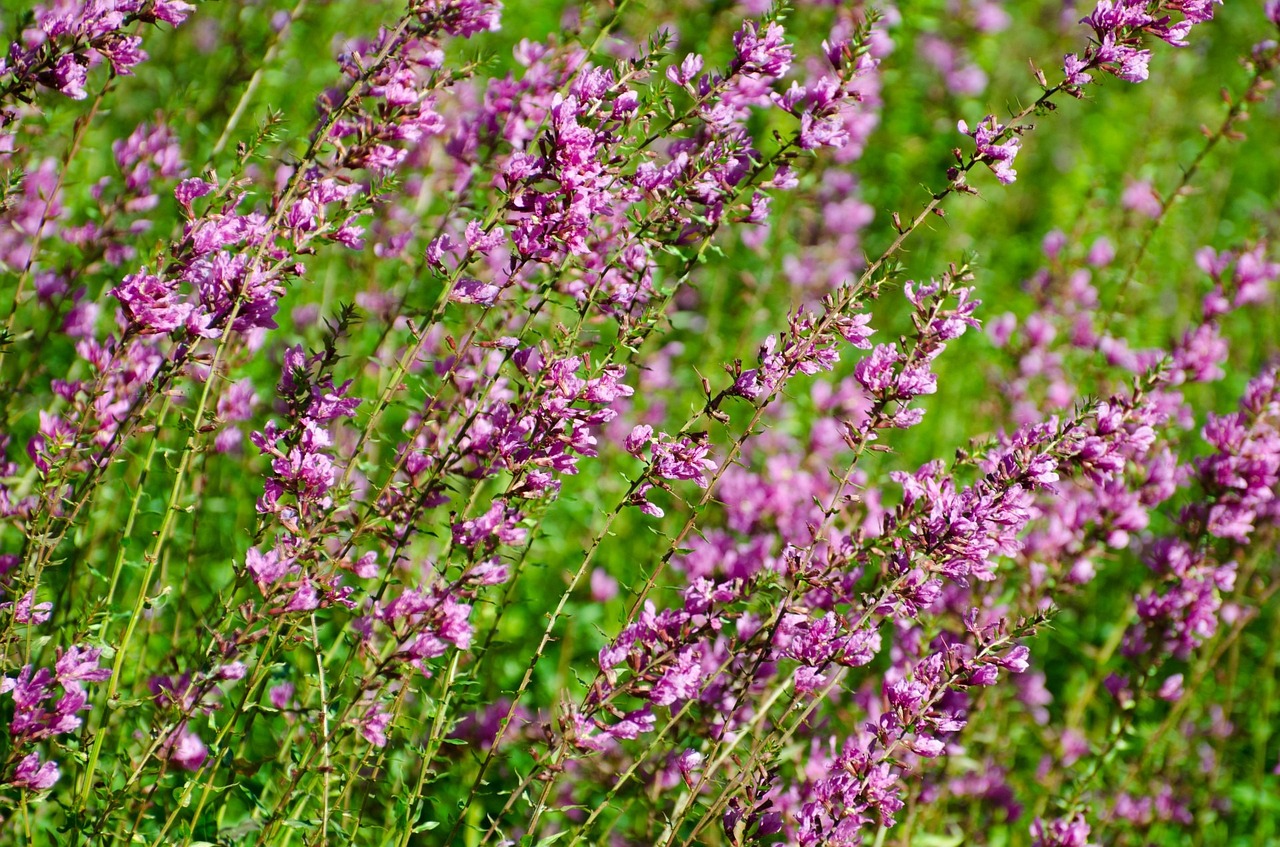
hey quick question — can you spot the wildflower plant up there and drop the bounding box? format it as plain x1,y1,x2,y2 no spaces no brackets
1,0,1279,844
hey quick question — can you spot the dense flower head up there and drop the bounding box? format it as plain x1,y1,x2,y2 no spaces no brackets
420,0,502,37
733,20,794,78
110,271,191,334
1064,0,1221,86
1,636,111,790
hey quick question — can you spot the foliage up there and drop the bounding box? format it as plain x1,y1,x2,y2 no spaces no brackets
1,0,1279,845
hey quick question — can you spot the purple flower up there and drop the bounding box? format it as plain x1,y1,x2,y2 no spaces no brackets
55,646,112,683
246,546,292,589
590,568,619,602
53,54,89,99
269,683,295,711
1031,813,1093,847
606,709,655,741
854,344,901,394
284,580,321,612
175,177,215,208
1068,0,1220,89
13,591,53,624
357,699,393,747
422,0,503,37
450,277,502,305
1122,179,1163,218
666,53,704,87
150,0,195,25
959,116,1022,184
110,271,192,335
651,435,717,488
733,20,792,78
169,727,209,771
10,753,59,791
650,646,704,707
